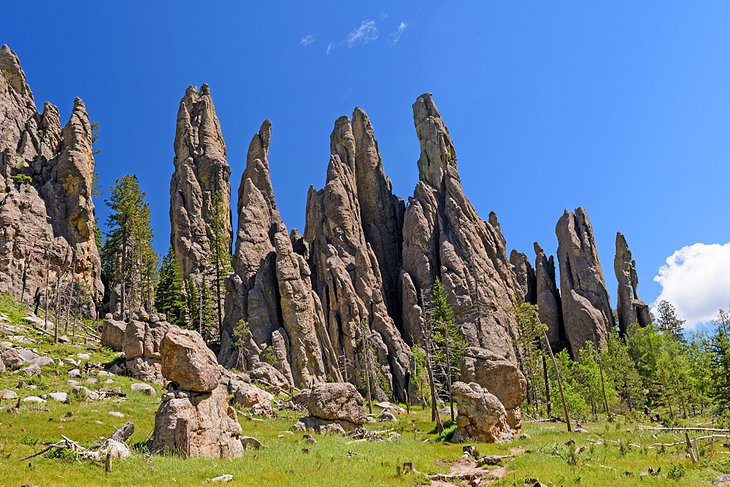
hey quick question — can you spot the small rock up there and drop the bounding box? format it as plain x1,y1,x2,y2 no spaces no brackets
85,378,98,385
77,353,91,360
207,475,234,483
131,383,156,396
67,380,79,386
240,436,263,450
20,364,40,376
0,389,18,400
68,368,81,378
104,379,114,384
28,356,54,367
108,411,124,418
97,370,111,378
378,411,398,423
715,474,730,485
48,392,68,403
102,439,131,459
22,396,45,404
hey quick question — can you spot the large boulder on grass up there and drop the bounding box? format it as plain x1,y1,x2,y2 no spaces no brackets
294,382,367,427
101,319,126,351
451,381,513,443
160,328,220,392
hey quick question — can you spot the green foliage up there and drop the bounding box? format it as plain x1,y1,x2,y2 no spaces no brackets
429,278,466,394
102,175,157,318
10,173,32,185
410,344,431,407
154,247,186,326
655,300,686,344
512,299,548,413
711,309,730,416
262,345,278,366
600,331,644,412
208,190,232,339
184,277,216,341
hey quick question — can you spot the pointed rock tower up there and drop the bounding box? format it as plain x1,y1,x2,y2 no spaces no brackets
510,250,536,304
170,84,232,282
0,45,102,311
614,232,651,334
400,94,525,430
534,242,564,347
555,207,614,356
305,112,411,401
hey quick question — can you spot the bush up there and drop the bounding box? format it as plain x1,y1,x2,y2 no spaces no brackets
10,173,32,185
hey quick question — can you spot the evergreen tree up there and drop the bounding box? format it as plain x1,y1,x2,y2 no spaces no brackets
209,190,232,341
601,331,644,412
710,309,730,416
655,300,686,344
155,246,186,326
102,175,156,319
512,299,548,414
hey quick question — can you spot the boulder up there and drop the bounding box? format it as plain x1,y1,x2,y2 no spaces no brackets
249,362,290,390
101,319,127,351
48,392,68,402
231,382,273,409
131,383,156,396
293,416,347,435
294,382,367,428
150,386,243,458
159,328,220,392
0,389,17,400
451,381,513,443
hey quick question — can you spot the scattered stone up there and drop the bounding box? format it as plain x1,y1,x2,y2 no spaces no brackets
714,475,730,485
207,475,234,483
48,392,68,402
86,378,98,385
231,382,273,410
131,383,156,396
68,368,81,378
293,417,347,435
240,436,263,450
100,439,131,459
378,411,398,423
22,396,45,404
77,353,91,360
0,389,18,400
20,364,40,376
108,411,124,418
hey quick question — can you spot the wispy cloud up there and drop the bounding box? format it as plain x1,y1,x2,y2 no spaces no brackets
300,34,316,47
326,42,333,56
347,20,379,47
389,21,408,45
653,242,730,328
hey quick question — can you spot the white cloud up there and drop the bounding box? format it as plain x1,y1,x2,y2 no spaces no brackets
300,34,315,47
653,242,730,328
347,20,378,47
326,42,333,56
389,22,408,45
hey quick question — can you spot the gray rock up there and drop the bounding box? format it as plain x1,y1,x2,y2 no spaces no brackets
294,382,367,427
556,208,614,356
510,249,536,304
614,232,652,334
48,392,68,402
0,389,17,400
20,364,40,376
534,242,564,347
131,383,156,396
101,319,127,351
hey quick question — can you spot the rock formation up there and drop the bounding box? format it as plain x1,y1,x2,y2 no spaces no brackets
614,232,651,334
169,84,232,281
555,208,614,356
101,317,127,351
122,313,172,385
0,45,102,311
305,113,410,400
510,250,536,304
219,121,336,388
293,382,367,433
534,242,564,347
400,93,519,363
150,326,243,458
451,381,513,443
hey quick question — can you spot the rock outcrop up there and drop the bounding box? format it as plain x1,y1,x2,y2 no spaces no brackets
304,113,410,400
294,382,367,432
400,93,519,367
556,208,614,356
614,232,651,334
101,317,127,351
122,313,172,385
169,84,232,282
451,381,513,443
510,250,536,304
151,327,243,458
0,45,102,311
534,242,564,347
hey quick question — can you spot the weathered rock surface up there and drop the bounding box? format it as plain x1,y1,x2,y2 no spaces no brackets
0,45,102,311
534,242,564,346
305,114,410,400
451,381,513,443
122,315,171,385
169,84,232,281
160,327,221,392
556,208,614,356
294,382,367,430
510,250,536,304
461,348,526,430
230,381,273,410
614,232,651,334
150,386,243,458
101,318,126,351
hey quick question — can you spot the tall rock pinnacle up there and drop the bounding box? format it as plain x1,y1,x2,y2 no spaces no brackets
305,114,411,401
0,45,102,311
534,242,564,347
169,84,232,281
555,207,614,356
614,232,651,334
510,250,536,305
401,93,525,428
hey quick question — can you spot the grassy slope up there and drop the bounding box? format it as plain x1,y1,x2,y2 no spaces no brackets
0,294,728,486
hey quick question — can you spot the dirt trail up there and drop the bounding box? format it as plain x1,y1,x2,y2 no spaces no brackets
428,456,509,486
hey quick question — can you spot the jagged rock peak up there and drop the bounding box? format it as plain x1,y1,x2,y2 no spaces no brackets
170,83,232,281
0,44,32,99
413,93,458,188
239,119,277,217
555,207,614,356
614,232,651,334
510,250,536,304
533,242,564,346
330,115,356,173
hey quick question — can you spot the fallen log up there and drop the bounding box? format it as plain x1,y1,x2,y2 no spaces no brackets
640,426,729,433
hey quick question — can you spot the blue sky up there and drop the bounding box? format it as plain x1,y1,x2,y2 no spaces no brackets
5,2,730,326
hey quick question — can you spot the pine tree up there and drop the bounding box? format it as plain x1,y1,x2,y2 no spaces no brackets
102,175,156,319
155,247,186,325
209,190,232,341
710,309,730,416
655,300,686,344
512,299,548,414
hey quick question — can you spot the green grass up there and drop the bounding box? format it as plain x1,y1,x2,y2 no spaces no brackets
1,294,729,485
